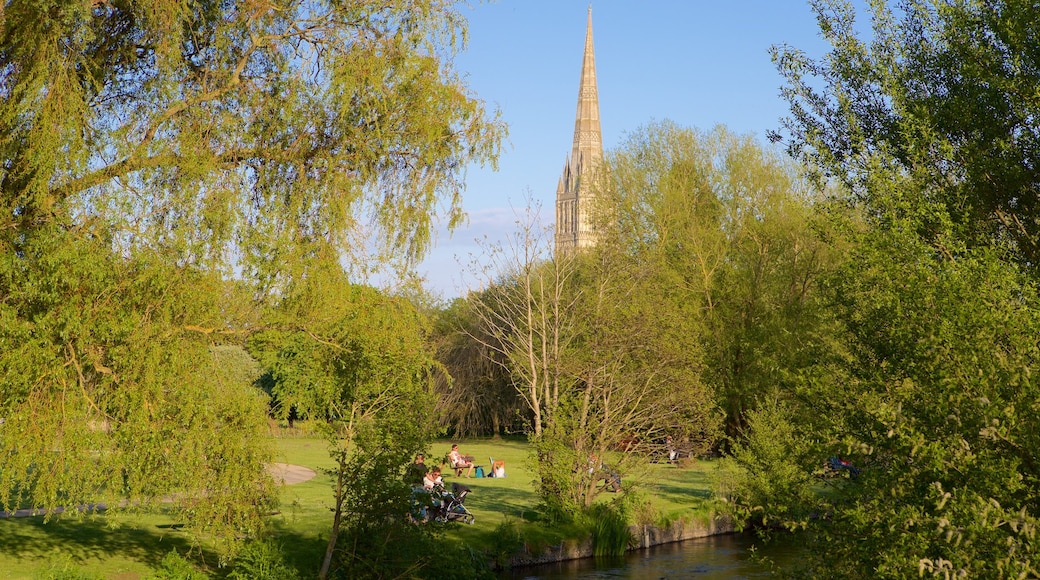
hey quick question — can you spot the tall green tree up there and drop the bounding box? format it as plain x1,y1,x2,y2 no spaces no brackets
603,122,834,438
0,0,502,555
772,0,1040,263
0,230,273,552
725,1,1040,575
248,256,437,579
730,227,1040,578
1,0,502,277
535,242,718,511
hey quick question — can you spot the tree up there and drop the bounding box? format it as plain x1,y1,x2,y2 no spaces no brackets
535,243,719,511
602,122,835,438
729,1,1040,574
0,231,274,552
0,0,501,554
464,199,578,439
430,298,525,439
731,229,1040,578
248,257,437,579
1,0,503,278
772,0,1040,264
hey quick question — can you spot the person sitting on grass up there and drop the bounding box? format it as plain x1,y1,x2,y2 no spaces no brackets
423,465,444,490
448,443,475,478
405,453,428,487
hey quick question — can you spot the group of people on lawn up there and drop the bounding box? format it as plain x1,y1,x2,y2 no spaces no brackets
405,443,504,489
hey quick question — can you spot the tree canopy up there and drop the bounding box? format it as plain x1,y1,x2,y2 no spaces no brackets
772,0,1040,263
0,0,502,554
1,0,503,281
721,1,1040,575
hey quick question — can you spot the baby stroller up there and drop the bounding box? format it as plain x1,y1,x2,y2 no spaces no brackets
431,482,475,525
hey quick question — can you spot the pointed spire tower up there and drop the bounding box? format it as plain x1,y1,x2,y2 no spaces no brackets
555,6,604,254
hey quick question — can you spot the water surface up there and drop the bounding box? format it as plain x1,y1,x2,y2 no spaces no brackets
501,532,798,579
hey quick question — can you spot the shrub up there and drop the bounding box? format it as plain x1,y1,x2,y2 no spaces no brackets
228,538,300,580
488,518,527,569
585,503,632,557
33,558,104,580
146,549,207,580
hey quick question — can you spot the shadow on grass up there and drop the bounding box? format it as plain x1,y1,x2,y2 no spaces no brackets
644,481,712,503
264,525,329,577
448,478,541,521
0,513,208,571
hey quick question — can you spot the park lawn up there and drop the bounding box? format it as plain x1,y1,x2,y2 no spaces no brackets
0,436,718,579
0,509,211,580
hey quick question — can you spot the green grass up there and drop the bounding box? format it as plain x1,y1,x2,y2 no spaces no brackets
0,436,719,579
0,509,213,580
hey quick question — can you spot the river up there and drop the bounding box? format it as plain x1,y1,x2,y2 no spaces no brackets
500,532,801,579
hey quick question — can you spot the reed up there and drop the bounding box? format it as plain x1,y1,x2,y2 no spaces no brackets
587,503,633,557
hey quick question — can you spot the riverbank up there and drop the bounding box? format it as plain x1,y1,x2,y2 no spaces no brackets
508,513,737,568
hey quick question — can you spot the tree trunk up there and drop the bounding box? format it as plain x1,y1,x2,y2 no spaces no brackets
492,412,502,440
318,457,347,580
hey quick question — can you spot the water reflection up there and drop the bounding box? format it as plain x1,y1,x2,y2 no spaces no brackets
501,532,791,579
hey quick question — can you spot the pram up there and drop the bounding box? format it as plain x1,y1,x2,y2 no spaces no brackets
430,482,475,525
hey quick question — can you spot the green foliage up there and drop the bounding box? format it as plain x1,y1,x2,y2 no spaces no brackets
739,228,1040,576
530,433,584,523
1,0,505,566
760,1,1040,575
719,399,822,532
806,234,1040,577
228,539,300,580
487,519,527,569
585,503,633,558
333,517,490,580
32,558,105,580
430,297,525,438
599,122,834,439
0,0,503,278
249,259,440,578
145,550,207,580
0,228,274,553
250,260,435,426
773,0,1040,265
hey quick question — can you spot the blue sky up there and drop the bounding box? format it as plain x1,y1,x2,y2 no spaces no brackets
416,0,839,298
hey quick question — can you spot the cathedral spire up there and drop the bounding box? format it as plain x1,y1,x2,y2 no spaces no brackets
572,5,602,168
555,6,604,254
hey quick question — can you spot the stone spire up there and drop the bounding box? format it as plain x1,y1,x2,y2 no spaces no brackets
555,6,604,254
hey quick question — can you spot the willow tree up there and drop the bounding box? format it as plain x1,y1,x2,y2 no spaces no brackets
431,297,524,439
0,0,501,550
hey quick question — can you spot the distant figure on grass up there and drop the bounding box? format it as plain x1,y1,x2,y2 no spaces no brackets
406,453,428,486
665,435,678,463
423,466,444,490
449,443,475,477
492,459,506,478
588,454,621,492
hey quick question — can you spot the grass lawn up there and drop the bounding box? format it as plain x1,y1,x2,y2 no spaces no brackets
0,436,719,579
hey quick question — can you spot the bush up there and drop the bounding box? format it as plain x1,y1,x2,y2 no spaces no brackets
146,550,207,580
229,538,300,580
33,558,104,580
333,518,490,580
488,518,527,569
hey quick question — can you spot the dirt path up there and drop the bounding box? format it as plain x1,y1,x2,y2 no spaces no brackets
267,462,317,485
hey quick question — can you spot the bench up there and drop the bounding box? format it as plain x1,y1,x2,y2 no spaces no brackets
442,453,473,477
